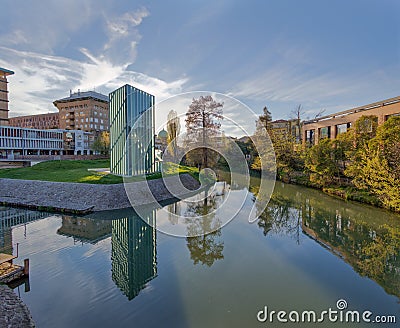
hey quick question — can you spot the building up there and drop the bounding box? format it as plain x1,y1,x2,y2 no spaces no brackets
0,125,93,158
0,67,14,126
109,84,156,176
303,96,400,145
53,90,109,134
155,129,168,152
111,212,157,300
270,119,302,142
9,112,59,129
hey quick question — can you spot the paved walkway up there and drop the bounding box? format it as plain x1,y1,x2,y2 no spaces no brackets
0,285,35,328
0,174,200,213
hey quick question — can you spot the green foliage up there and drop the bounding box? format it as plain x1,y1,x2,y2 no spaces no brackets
305,138,338,187
346,117,400,212
91,131,110,155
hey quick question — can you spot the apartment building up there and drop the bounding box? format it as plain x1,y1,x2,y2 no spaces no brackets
53,90,109,134
0,67,14,126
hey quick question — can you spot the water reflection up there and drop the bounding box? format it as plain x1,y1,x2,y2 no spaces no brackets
184,188,224,266
0,207,49,254
256,183,400,298
57,216,112,244
111,210,157,300
55,210,157,301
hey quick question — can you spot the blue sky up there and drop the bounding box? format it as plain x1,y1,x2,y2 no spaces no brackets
1,0,399,126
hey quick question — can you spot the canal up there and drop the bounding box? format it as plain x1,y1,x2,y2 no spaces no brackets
1,181,399,327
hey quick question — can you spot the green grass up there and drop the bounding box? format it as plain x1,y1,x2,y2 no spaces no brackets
0,159,199,184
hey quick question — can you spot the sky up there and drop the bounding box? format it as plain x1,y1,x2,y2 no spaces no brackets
1,0,399,134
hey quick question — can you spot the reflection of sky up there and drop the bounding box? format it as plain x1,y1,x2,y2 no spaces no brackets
3,181,400,327
155,92,259,138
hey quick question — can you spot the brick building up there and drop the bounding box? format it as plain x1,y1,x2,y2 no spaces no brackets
0,67,14,126
9,112,59,129
53,90,109,134
303,96,400,145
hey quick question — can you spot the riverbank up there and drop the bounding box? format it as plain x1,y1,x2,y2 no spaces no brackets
0,285,35,327
0,174,200,214
278,171,387,210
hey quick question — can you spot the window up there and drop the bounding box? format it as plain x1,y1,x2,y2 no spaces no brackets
319,127,330,139
336,123,348,135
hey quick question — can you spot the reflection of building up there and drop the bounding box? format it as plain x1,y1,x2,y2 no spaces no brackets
303,96,400,145
111,212,157,300
0,67,14,126
57,216,112,244
9,112,60,129
53,90,109,133
109,84,156,176
0,207,49,254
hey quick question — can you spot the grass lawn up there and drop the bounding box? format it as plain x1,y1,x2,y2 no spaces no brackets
0,159,199,184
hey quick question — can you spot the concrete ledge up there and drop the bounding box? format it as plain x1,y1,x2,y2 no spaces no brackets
0,174,200,213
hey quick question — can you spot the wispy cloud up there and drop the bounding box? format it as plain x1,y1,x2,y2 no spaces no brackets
0,5,189,117
103,7,150,64
0,46,188,116
229,64,400,117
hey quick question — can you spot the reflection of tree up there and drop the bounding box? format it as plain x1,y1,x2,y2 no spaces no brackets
253,184,302,243
185,188,224,266
357,226,400,295
252,182,400,299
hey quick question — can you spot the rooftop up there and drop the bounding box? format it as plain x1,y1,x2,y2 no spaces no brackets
304,95,400,125
0,67,14,76
54,90,109,105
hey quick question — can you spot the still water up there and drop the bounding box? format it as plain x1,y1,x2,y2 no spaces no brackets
1,181,399,327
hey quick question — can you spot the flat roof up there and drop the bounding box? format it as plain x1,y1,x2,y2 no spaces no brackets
304,95,400,125
54,91,109,104
0,67,14,76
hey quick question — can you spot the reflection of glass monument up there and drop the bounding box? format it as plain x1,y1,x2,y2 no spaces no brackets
111,212,157,300
109,84,155,176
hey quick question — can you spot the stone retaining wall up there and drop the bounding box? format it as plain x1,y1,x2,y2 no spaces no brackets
0,285,35,328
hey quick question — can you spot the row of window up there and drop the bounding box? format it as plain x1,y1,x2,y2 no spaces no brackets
67,124,105,130
0,138,62,149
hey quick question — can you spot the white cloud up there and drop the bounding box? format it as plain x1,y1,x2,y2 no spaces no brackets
102,7,150,64
0,46,188,117
229,64,400,117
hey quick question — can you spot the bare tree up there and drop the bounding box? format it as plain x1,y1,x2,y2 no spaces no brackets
314,109,326,119
290,104,305,143
185,95,223,169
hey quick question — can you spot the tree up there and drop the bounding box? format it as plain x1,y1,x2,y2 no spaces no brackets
353,115,378,148
166,110,180,160
91,131,110,155
258,106,272,131
345,116,400,211
305,138,338,187
185,95,223,169
290,104,304,143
